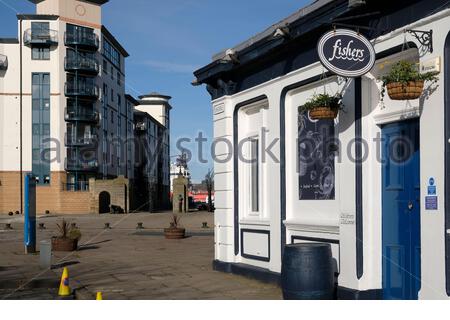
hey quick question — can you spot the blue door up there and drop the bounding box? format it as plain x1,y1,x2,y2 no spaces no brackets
382,119,421,300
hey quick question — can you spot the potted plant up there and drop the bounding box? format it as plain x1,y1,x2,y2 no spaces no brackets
380,60,439,101
164,215,186,239
51,219,82,252
299,93,342,120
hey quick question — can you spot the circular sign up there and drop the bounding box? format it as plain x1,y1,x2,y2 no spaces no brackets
318,29,376,78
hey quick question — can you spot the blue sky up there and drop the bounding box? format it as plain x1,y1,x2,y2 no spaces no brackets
0,0,311,182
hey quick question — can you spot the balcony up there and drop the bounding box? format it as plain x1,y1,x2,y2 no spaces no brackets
65,133,98,147
65,158,99,173
0,54,7,70
24,28,58,46
65,106,99,123
65,55,99,75
65,82,99,100
65,32,99,51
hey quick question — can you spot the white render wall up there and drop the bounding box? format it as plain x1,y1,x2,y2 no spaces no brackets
212,9,450,299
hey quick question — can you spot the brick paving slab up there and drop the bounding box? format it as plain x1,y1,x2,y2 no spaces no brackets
0,211,282,300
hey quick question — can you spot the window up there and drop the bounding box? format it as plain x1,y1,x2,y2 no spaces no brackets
103,39,121,68
111,89,114,102
250,138,259,212
117,95,121,109
103,60,108,74
103,83,108,100
32,47,50,60
117,72,121,86
111,110,114,123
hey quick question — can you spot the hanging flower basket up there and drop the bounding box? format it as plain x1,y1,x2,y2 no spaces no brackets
299,93,342,120
381,61,439,101
309,106,339,120
386,81,424,100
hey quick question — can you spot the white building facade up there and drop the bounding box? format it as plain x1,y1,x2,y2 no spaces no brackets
194,0,450,300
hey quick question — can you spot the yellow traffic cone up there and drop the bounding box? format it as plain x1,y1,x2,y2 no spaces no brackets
96,292,103,300
58,267,71,296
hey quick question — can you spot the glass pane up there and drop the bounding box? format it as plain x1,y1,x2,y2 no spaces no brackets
251,139,259,212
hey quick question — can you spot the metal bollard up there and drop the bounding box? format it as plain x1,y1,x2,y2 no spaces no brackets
104,223,111,229
39,240,52,269
136,222,144,230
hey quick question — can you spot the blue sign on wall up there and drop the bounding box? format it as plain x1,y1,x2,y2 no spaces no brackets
317,29,376,78
425,196,438,210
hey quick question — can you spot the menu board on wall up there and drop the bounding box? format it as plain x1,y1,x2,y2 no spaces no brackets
298,112,336,200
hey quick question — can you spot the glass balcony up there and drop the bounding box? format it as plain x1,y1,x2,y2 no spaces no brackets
65,81,99,100
24,28,58,46
65,158,99,173
65,32,99,51
0,54,7,70
65,106,99,123
65,133,98,147
65,55,99,75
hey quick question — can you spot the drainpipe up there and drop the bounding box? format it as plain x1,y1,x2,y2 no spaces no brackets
19,18,23,215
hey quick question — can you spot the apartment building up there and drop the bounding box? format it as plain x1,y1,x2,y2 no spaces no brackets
129,93,171,212
0,0,133,214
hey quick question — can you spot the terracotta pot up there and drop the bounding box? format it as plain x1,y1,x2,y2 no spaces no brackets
164,228,186,240
386,80,424,100
51,237,78,252
309,106,339,120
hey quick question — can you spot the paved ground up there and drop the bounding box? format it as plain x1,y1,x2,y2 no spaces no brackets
0,212,281,300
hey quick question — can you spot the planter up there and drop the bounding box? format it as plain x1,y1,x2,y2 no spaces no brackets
386,80,424,100
51,237,78,252
164,227,186,239
309,106,339,120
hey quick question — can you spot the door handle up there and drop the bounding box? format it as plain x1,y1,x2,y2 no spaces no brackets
408,202,413,211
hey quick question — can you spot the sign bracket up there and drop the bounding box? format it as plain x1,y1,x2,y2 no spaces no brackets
406,29,433,53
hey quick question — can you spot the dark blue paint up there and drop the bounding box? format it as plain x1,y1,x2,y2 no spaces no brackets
382,120,421,300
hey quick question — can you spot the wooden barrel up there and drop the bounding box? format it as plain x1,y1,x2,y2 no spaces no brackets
281,243,335,300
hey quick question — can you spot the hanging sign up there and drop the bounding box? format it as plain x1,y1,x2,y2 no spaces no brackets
318,29,376,78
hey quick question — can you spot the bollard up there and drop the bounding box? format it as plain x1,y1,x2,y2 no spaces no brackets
104,223,111,229
4,223,12,230
202,222,208,229
39,223,46,230
136,222,144,230
39,240,52,269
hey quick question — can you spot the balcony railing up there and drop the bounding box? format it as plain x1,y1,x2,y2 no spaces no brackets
65,133,98,147
65,158,99,173
24,29,58,46
65,56,99,75
65,82,99,100
65,32,99,51
0,54,7,70
65,107,99,123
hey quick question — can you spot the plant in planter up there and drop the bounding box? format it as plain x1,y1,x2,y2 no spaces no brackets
299,93,342,120
51,219,82,252
164,215,186,240
380,60,439,101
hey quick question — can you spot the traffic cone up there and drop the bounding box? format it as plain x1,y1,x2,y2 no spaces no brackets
96,292,103,300
58,267,71,296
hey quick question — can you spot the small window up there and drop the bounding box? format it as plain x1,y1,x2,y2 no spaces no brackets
103,60,108,74
117,72,121,86
32,47,50,60
111,110,114,123
111,66,114,80
111,89,114,102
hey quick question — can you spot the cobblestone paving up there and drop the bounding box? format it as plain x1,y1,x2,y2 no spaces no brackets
0,212,281,300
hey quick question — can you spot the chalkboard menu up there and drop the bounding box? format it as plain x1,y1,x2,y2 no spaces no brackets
298,112,336,200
